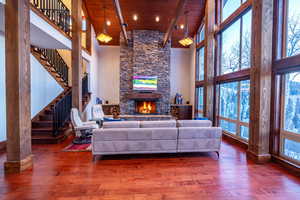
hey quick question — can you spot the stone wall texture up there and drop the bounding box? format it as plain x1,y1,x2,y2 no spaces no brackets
120,30,171,114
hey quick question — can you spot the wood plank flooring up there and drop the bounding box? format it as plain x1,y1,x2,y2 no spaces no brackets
0,136,300,200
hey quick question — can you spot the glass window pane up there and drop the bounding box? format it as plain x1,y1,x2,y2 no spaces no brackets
222,0,241,21
284,139,300,162
200,26,205,42
219,82,238,119
241,126,249,140
197,47,204,81
284,72,300,134
240,80,250,122
197,87,204,111
220,120,237,134
196,87,204,117
221,20,241,74
241,10,252,69
286,0,300,57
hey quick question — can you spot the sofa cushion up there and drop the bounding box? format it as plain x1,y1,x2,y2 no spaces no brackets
93,127,178,141
140,120,177,128
177,120,212,127
178,127,222,139
103,121,140,129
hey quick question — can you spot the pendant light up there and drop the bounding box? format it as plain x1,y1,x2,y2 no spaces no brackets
97,4,112,43
179,11,193,47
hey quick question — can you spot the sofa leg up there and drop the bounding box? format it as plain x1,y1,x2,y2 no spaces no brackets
92,155,102,162
215,151,220,159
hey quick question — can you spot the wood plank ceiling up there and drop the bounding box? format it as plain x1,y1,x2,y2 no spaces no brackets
84,0,206,48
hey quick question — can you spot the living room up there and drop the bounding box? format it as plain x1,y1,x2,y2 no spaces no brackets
0,0,300,199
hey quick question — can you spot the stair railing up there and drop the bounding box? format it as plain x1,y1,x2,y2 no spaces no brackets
36,48,69,86
30,0,71,35
52,90,72,136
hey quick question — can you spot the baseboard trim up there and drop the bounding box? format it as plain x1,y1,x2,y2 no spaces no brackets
4,154,33,173
271,155,300,176
222,133,248,150
246,150,271,164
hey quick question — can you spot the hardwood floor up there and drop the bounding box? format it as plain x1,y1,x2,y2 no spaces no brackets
0,136,300,200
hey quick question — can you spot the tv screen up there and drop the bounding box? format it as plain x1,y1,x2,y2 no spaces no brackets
133,76,157,91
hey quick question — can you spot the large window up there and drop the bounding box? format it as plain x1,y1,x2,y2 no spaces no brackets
286,0,300,57
196,47,205,81
218,80,250,140
222,0,248,21
196,25,205,44
221,9,252,74
195,87,204,117
281,72,300,163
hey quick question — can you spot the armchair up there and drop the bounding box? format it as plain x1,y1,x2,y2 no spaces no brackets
91,104,105,126
70,108,99,144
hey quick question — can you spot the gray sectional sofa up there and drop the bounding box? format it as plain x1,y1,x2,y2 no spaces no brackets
92,120,222,158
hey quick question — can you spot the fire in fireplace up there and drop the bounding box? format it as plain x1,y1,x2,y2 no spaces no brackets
136,101,156,114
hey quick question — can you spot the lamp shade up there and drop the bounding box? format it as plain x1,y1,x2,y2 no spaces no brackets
97,33,112,43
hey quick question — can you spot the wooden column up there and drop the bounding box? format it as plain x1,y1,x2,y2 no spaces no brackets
86,18,92,53
72,0,83,111
248,0,274,163
4,0,33,173
204,0,216,123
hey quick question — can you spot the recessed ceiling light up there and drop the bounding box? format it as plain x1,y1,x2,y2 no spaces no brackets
180,24,185,29
106,20,111,26
155,16,160,22
133,14,138,21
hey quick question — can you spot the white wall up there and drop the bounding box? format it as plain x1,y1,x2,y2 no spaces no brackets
30,55,64,118
81,28,101,120
0,33,6,142
97,46,120,104
96,46,192,105
170,48,191,104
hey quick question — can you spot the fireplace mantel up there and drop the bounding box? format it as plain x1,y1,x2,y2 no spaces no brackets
126,92,162,100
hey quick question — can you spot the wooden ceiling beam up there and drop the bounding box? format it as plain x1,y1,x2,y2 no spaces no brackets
113,0,129,45
162,0,187,47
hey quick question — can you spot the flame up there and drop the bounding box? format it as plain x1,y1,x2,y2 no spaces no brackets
138,101,154,114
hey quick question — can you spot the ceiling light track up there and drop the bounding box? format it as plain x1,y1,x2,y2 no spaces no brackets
113,0,129,46
162,0,187,47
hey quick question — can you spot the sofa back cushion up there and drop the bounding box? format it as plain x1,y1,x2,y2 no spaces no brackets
93,127,178,141
103,121,140,129
177,120,212,128
178,127,222,139
140,120,177,128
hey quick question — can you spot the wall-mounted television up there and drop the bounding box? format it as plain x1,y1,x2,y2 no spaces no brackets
133,76,158,91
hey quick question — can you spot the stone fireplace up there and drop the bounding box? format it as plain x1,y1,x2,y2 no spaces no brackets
119,30,171,115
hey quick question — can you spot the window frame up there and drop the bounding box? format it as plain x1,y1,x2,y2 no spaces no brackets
279,73,300,165
195,20,206,116
217,79,250,141
215,0,252,143
271,0,300,166
219,8,252,75
195,86,204,117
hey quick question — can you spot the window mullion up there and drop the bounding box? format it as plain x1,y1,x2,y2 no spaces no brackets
237,81,242,137
239,16,243,71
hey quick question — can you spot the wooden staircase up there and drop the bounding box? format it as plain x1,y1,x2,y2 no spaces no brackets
31,47,71,144
31,47,69,89
30,47,92,144
31,89,71,144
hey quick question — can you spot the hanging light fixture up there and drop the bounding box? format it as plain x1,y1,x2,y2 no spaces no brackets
97,4,112,43
179,11,193,47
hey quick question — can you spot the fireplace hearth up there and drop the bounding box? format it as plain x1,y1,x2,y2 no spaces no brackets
135,101,156,114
